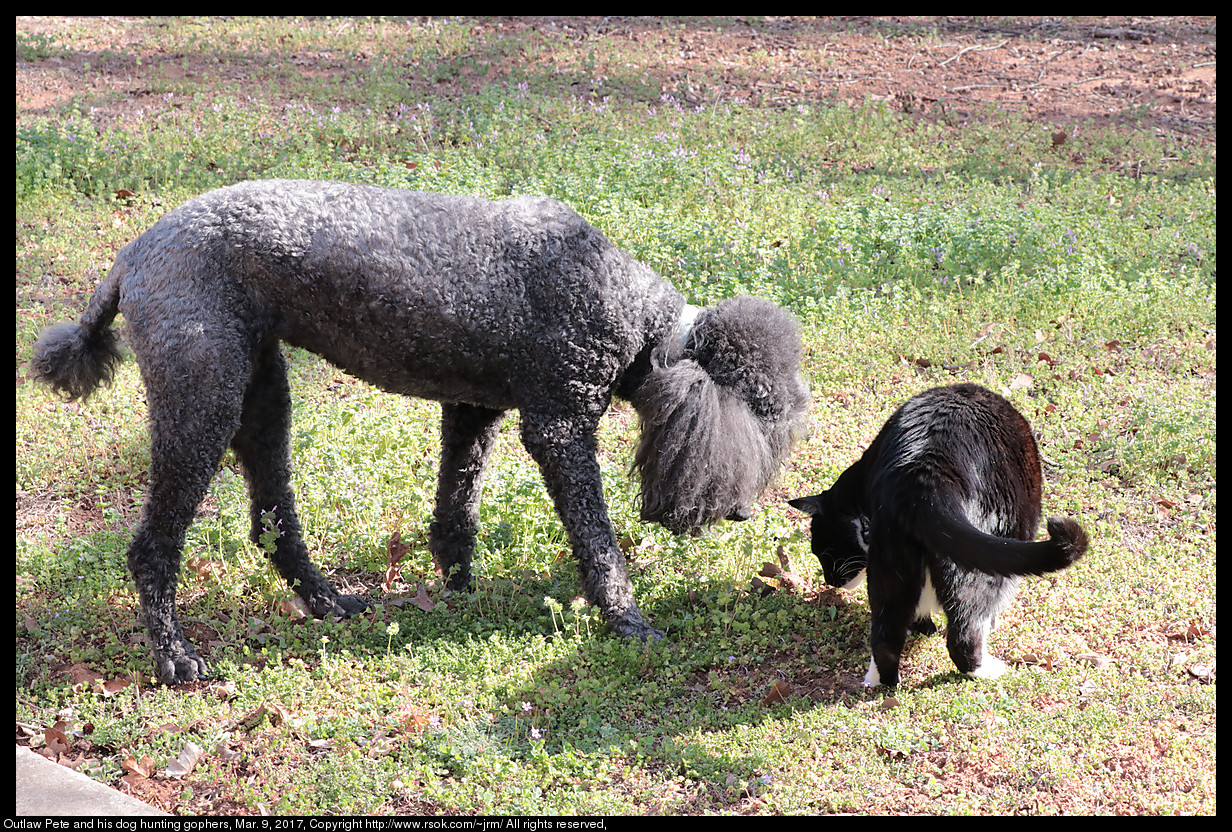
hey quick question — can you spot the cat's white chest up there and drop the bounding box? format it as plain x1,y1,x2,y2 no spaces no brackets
914,571,943,620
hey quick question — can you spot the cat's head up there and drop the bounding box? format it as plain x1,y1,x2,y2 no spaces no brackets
787,492,868,589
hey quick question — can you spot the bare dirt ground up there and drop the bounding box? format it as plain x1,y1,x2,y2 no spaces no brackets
16,16,1217,144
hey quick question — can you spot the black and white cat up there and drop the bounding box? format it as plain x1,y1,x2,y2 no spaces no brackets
789,384,1087,687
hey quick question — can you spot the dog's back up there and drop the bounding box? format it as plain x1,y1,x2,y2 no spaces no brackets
109,180,672,409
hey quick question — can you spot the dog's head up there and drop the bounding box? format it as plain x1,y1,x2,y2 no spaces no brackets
632,296,809,535
787,492,868,589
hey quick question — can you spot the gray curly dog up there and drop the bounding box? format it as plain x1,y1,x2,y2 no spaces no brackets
32,180,809,684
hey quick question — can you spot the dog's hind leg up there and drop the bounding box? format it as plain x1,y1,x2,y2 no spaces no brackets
126,331,253,684
429,403,505,591
519,413,664,641
230,339,367,618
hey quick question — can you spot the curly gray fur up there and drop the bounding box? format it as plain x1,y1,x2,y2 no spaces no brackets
30,180,809,684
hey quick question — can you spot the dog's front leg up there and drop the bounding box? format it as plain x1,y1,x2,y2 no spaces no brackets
519,416,665,641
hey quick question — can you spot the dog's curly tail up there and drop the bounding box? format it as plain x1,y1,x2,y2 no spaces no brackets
31,260,125,401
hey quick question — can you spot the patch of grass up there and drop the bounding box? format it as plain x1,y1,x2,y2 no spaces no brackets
16,16,1214,816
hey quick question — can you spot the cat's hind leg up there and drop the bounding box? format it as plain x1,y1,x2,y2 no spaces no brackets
941,569,1017,679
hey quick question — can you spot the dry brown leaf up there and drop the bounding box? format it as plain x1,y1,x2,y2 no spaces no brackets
758,561,783,579
237,706,268,732
98,678,132,697
44,723,71,756
267,703,290,727
413,583,437,613
164,741,204,778
1186,620,1212,638
185,555,221,581
385,530,410,590
275,596,308,620
759,559,805,593
1168,620,1211,641
121,754,154,779
1187,663,1215,682
762,680,791,706
399,708,434,734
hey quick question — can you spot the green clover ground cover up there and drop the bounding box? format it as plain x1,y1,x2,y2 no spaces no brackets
16,17,1214,815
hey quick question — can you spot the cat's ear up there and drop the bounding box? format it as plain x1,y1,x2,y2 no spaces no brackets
787,494,823,515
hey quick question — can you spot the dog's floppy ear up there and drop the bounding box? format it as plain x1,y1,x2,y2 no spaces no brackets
787,494,823,515
631,359,770,535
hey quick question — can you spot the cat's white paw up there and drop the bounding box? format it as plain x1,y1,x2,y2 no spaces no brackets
862,655,881,687
967,654,1008,679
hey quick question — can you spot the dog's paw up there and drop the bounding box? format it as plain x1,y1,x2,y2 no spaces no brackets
608,615,666,642
153,646,210,686
333,593,369,617
306,591,368,619
443,570,473,593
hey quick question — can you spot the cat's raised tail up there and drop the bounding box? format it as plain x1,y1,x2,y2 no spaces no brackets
917,504,1088,578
